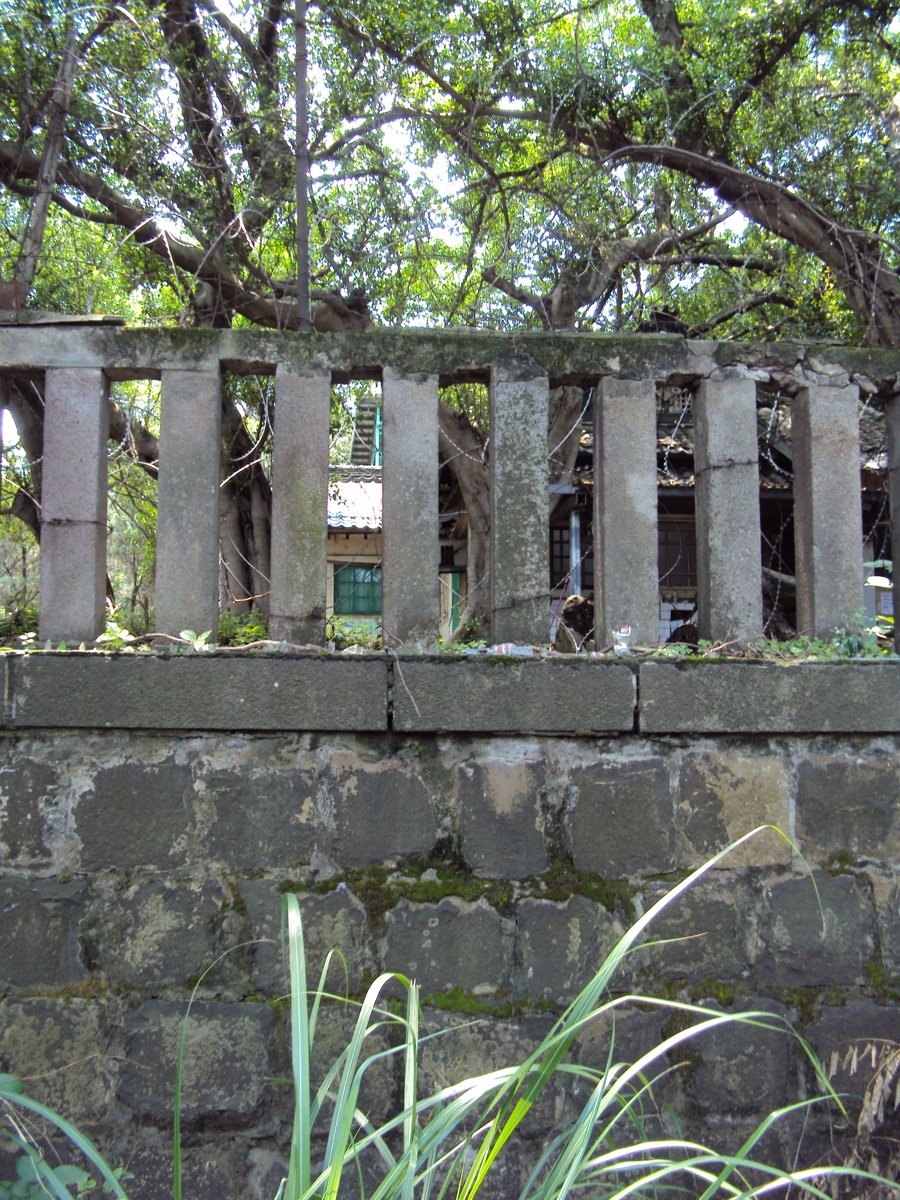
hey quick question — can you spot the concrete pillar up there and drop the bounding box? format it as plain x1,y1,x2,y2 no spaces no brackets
593,378,658,647
490,366,549,644
793,383,863,637
887,394,900,652
39,367,109,643
155,369,221,641
694,375,763,644
382,367,440,646
269,369,330,644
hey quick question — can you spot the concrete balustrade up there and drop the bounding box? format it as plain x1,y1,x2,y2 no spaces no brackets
155,369,222,640
39,367,109,643
269,369,331,644
592,376,658,646
0,324,896,649
382,367,440,646
694,375,763,644
792,383,864,637
490,365,550,644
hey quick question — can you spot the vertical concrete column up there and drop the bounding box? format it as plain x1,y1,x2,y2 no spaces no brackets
382,367,440,646
593,377,658,646
694,375,763,643
156,369,221,641
490,365,549,644
39,367,109,643
793,383,863,637
886,394,900,652
269,368,331,644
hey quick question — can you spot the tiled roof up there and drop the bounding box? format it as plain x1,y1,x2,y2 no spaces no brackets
328,465,382,530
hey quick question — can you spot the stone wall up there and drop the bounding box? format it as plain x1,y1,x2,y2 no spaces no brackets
0,655,898,1199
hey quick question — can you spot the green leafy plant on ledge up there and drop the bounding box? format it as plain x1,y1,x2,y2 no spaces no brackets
1,832,896,1200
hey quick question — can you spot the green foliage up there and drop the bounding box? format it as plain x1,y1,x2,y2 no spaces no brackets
2,0,897,338
0,1152,92,1200
0,604,38,640
652,615,896,662
0,517,39,639
93,613,138,652
218,611,270,646
0,1073,128,1200
325,616,382,651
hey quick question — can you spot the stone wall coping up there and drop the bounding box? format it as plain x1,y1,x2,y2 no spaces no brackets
638,659,900,734
1,653,897,734
2,324,898,389
3,652,389,732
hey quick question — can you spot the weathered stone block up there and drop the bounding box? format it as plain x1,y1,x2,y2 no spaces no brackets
0,876,86,986
685,998,793,1116
323,743,438,866
74,759,193,870
639,662,900,733
122,1139,252,1200
458,756,548,878
518,895,622,1002
416,1011,565,1137
568,757,676,876
86,880,227,989
199,764,319,869
0,758,58,862
241,882,372,996
391,658,635,734
677,751,791,867
795,752,900,863
755,874,876,986
870,872,900,981
806,1000,900,1113
119,1000,273,1124
637,877,749,980
10,654,389,731
0,997,116,1125
383,897,509,996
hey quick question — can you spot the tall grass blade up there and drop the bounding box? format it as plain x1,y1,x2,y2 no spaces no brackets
285,893,311,1200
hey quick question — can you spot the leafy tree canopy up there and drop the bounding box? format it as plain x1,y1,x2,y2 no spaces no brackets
0,0,897,341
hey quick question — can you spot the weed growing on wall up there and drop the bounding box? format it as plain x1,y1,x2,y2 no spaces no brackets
1,829,894,1199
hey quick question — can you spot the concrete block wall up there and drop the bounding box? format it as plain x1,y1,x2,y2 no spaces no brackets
0,655,897,1199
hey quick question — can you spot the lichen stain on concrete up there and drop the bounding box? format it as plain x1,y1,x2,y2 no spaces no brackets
482,762,533,818
122,890,184,973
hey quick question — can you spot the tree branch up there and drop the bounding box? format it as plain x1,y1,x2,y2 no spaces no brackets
482,268,550,326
